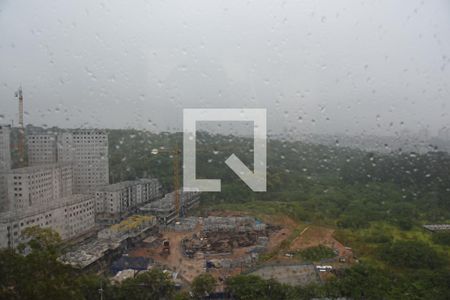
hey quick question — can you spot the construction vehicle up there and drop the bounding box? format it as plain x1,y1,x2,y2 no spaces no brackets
160,239,170,257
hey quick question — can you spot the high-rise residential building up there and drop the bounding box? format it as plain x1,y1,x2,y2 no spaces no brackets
6,163,73,214
94,178,162,224
27,133,57,165
0,162,96,249
0,128,111,249
58,129,109,193
27,129,110,193
0,125,11,171
0,125,11,212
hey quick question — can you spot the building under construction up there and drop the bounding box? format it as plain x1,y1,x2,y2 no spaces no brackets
139,190,200,225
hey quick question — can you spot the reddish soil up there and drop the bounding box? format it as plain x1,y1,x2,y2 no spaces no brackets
289,225,351,257
129,224,205,283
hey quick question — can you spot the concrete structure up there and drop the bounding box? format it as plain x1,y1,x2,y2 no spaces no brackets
59,215,157,271
57,130,109,193
140,190,200,224
203,216,266,233
0,125,11,212
27,133,57,165
0,194,95,248
249,263,321,286
6,163,73,214
423,224,450,232
94,178,162,224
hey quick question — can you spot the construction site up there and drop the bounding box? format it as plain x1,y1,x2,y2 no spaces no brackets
55,193,356,290
122,210,355,289
139,190,200,224
127,215,273,285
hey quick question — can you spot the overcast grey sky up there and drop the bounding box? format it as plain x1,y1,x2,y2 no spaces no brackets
1,0,449,137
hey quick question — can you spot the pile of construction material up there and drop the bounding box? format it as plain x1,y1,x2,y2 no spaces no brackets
203,216,266,232
183,231,261,257
98,215,156,240
165,217,199,232
207,254,257,269
182,217,270,257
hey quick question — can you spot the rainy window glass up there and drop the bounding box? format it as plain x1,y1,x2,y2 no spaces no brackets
1,1,450,299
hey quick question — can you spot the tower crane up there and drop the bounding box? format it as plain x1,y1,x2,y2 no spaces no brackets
151,143,238,218
151,146,182,218
14,86,25,167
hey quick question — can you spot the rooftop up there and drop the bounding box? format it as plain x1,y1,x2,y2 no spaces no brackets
96,178,158,192
423,224,450,232
60,215,156,269
8,162,72,174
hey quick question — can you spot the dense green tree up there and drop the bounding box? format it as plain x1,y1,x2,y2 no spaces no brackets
225,275,296,300
379,241,445,269
116,269,175,300
0,248,81,300
432,231,450,246
297,245,336,261
325,264,391,299
190,273,216,299
18,226,62,256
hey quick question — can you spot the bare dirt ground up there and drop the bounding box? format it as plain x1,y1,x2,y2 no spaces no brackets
127,212,352,286
128,221,262,284
289,225,348,256
129,224,206,283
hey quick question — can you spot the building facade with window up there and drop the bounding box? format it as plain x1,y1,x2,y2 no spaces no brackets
0,194,95,248
0,125,11,212
6,163,73,214
94,178,162,224
57,129,109,193
27,133,58,166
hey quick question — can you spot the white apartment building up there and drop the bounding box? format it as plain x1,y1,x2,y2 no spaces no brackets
94,178,162,224
0,129,109,249
6,163,73,214
58,130,109,193
27,133,57,165
27,129,109,193
0,125,11,171
0,125,11,212
0,194,95,248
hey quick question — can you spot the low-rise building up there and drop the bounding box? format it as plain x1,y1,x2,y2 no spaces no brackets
423,224,450,232
59,215,157,271
0,194,95,248
140,190,200,224
94,179,162,224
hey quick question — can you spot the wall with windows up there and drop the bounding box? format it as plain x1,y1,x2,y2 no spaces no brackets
6,163,73,214
94,178,162,224
58,129,109,193
0,194,95,248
